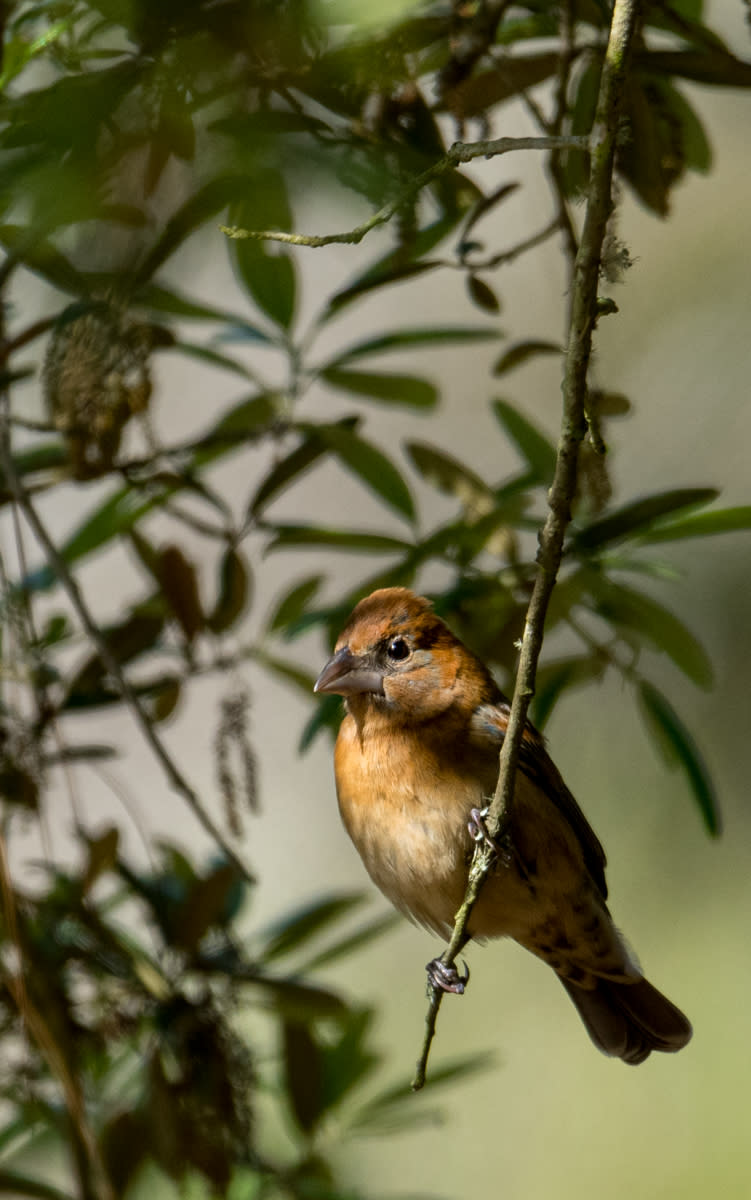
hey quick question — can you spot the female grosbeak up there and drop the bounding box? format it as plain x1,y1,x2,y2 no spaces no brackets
314,587,691,1064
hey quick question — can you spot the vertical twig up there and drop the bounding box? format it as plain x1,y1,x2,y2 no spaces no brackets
412,0,643,1091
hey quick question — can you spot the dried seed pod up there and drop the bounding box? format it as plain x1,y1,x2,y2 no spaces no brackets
43,299,154,479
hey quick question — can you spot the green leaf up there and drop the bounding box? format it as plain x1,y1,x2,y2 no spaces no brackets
531,656,605,729
135,175,252,285
268,575,324,634
207,548,250,634
638,682,720,835
134,282,267,330
300,914,400,972
248,417,359,518
171,341,256,379
640,505,751,543
406,441,492,506
259,893,369,963
492,399,557,483
325,325,500,366
321,367,437,410
571,488,719,551
466,275,501,313
0,224,87,293
229,172,296,329
266,525,411,554
439,52,559,114
254,652,315,696
299,423,415,520
283,1021,325,1133
589,579,713,689
637,48,751,89
299,692,343,752
493,340,562,376
0,1169,76,1200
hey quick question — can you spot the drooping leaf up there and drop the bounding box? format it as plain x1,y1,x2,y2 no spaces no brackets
207,548,250,634
406,441,492,507
466,275,501,313
493,340,562,376
588,578,713,689
135,174,253,285
324,325,500,366
265,526,411,554
571,488,719,551
157,546,204,642
248,417,359,518
259,894,369,963
134,282,264,329
492,399,557,483
268,575,324,634
297,423,415,521
283,1021,325,1134
640,505,751,543
321,367,438,410
531,656,605,729
638,681,720,835
300,914,400,972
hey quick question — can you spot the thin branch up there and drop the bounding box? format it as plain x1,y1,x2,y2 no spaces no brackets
411,0,643,1091
0,412,254,886
221,135,589,249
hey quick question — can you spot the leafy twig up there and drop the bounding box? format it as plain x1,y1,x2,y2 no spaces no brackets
411,0,643,1091
221,135,589,249
0,408,254,885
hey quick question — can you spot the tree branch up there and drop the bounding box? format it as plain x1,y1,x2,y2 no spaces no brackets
411,0,643,1091
0,410,254,886
221,135,589,249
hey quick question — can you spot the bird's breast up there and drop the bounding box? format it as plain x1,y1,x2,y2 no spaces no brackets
333,714,498,934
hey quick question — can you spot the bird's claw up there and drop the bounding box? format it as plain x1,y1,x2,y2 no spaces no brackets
426,956,470,995
467,805,512,868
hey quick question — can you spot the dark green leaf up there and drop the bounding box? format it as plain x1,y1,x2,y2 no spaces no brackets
283,1021,325,1133
589,579,713,689
266,525,411,554
531,656,605,729
300,693,343,751
640,505,751,543
229,173,296,329
637,48,751,89
5,442,69,478
572,488,719,551
207,548,250,634
0,1169,76,1200
244,977,347,1020
301,914,400,972
439,52,559,114
171,342,255,379
0,224,87,293
321,367,437,410
248,418,359,518
493,340,562,376
302,424,415,520
254,652,315,696
325,325,500,366
135,175,252,285
260,893,369,963
492,399,557,483
157,546,204,642
638,681,720,835
664,86,712,173
466,275,501,313
268,575,324,634
134,282,265,330
325,258,444,318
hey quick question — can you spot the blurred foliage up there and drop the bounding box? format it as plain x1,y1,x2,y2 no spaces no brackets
1,0,751,1197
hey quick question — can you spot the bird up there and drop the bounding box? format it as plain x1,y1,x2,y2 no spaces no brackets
314,587,692,1065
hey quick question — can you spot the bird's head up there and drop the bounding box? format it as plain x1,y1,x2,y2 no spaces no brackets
314,588,495,723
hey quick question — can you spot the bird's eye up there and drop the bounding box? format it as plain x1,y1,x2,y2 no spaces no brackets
386,637,411,661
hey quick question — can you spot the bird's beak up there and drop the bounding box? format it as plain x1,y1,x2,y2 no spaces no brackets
314,646,384,697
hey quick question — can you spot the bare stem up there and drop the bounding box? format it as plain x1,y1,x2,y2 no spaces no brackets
411,0,643,1092
221,136,589,249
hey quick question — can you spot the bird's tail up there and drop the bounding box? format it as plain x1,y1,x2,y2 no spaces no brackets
559,974,693,1065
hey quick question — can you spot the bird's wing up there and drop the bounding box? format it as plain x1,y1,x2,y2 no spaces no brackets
470,701,609,899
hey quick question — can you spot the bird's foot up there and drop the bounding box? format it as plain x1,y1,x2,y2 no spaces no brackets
468,805,512,867
426,957,470,995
